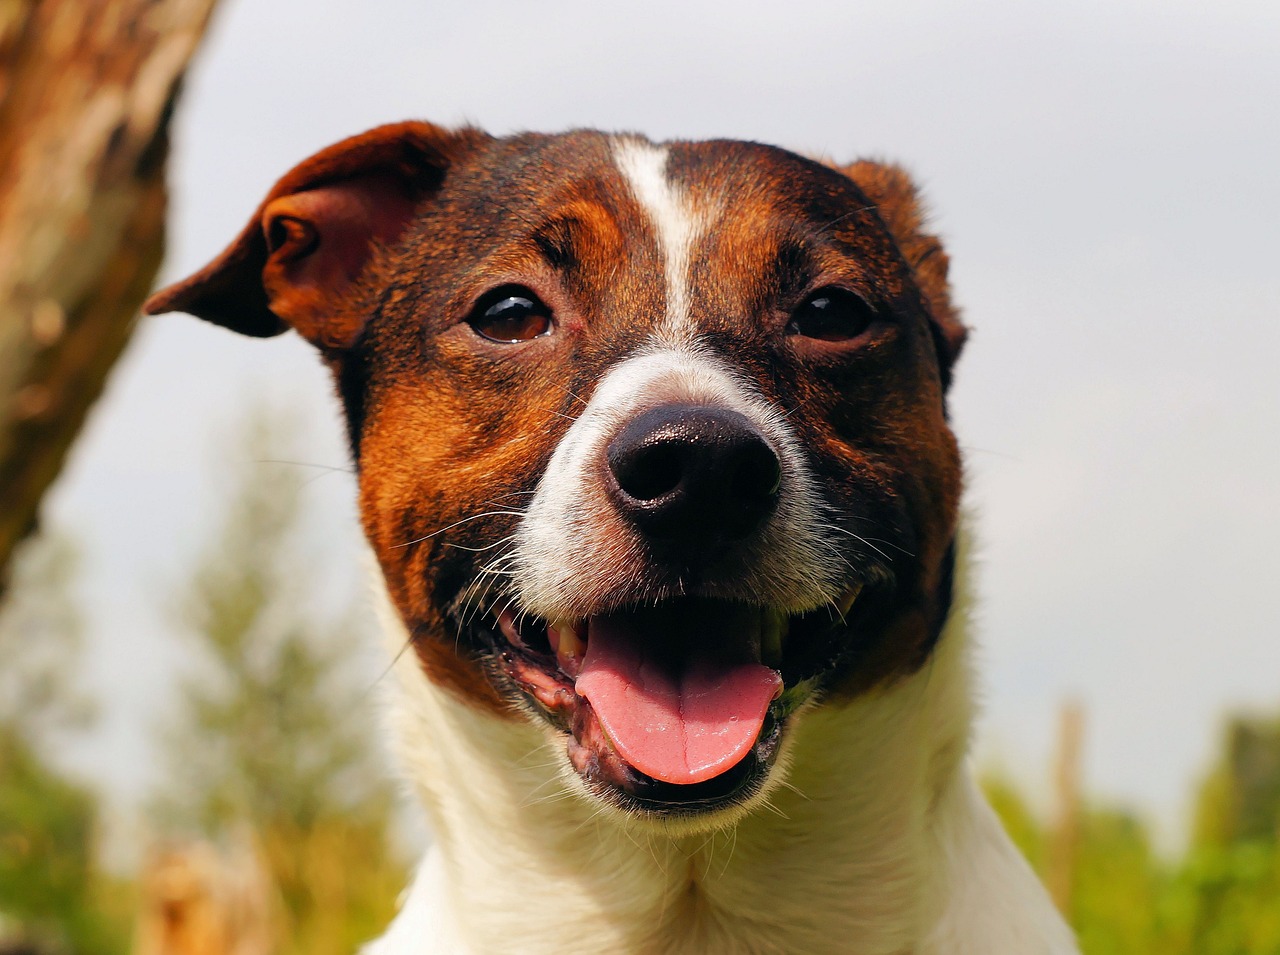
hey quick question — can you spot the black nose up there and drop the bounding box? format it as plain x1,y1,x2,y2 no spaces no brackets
606,405,782,556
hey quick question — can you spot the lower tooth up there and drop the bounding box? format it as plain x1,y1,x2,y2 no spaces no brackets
761,610,788,667
837,585,863,617
497,609,523,647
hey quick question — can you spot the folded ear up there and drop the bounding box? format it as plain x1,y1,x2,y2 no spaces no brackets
837,161,967,381
144,121,484,350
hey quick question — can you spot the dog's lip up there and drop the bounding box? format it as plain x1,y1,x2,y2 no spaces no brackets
466,586,863,812
497,610,587,678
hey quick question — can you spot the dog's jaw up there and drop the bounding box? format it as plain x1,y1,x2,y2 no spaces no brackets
371,562,1077,954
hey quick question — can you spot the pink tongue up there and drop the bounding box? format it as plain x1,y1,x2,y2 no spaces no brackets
575,610,782,786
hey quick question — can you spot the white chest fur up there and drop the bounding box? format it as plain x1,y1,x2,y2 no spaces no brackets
364,578,1077,955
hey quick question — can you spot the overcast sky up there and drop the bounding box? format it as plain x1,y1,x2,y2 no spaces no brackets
40,0,1279,844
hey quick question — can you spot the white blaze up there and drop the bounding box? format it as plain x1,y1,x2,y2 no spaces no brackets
611,138,704,340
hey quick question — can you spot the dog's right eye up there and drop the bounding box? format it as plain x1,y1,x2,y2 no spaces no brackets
468,287,554,343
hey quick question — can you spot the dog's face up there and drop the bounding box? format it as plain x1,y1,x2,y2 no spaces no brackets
148,122,966,820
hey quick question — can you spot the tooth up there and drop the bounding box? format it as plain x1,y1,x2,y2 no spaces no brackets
497,609,523,647
761,609,788,668
549,619,585,677
836,584,863,618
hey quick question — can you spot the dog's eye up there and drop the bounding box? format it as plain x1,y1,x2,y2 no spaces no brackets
468,287,554,343
787,288,877,343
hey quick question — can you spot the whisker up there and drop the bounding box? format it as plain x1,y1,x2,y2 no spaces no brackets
364,619,428,696
827,517,916,558
255,458,355,475
519,773,572,808
443,535,519,553
571,800,614,836
717,825,740,880
814,204,877,237
520,788,577,809
555,383,590,409
855,536,914,557
514,747,560,769
394,510,526,548
825,523,901,562
758,796,791,820
484,490,539,504
777,779,810,802
960,444,1018,461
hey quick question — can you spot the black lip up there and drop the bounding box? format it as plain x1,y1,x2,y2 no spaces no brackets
588,716,784,816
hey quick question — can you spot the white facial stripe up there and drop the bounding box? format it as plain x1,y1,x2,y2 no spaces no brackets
611,138,703,340
511,345,845,619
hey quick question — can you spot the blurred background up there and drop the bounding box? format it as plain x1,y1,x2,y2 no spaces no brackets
1,0,1277,951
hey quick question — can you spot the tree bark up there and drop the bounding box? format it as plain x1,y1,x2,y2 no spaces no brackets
0,0,221,591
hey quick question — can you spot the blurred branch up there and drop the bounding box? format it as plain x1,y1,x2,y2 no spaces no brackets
0,0,222,594
1047,699,1084,917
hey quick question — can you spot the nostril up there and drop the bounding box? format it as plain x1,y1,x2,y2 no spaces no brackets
615,442,685,503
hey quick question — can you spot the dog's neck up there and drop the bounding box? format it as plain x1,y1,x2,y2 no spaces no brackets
368,574,1066,955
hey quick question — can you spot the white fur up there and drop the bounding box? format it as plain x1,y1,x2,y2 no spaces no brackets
611,138,706,341
365,568,1077,954
509,344,845,619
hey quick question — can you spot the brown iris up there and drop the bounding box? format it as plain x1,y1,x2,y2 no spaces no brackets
468,286,554,343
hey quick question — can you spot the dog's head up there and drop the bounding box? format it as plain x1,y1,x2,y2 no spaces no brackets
147,122,966,821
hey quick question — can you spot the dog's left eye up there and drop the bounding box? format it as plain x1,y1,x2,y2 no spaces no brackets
468,287,554,343
787,288,878,343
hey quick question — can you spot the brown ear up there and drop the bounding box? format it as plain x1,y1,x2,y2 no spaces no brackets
144,121,484,350
838,161,967,380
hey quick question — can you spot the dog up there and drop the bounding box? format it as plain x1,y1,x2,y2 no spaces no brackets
145,121,1078,954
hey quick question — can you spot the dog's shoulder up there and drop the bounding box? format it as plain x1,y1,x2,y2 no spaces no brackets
362,848,465,955
922,775,1078,955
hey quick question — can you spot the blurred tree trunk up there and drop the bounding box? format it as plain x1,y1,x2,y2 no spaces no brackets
1047,700,1084,917
0,0,221,593
134,839,278,955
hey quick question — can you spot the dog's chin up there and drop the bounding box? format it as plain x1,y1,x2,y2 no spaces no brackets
457,588,864,822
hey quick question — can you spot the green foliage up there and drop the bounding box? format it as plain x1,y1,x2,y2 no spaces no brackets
1165,841,1280,954
0,533,128,954
1171,714,1280,955
1072,807,1167,955
0,734,127,955
1199,718,1280,849
0,534,91,750
156,411,404,954
985,711,1280,955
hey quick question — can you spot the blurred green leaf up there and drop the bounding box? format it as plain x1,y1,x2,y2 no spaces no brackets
152,408,404,955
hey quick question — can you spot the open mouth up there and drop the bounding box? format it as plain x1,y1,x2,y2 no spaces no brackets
462,587,863,815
